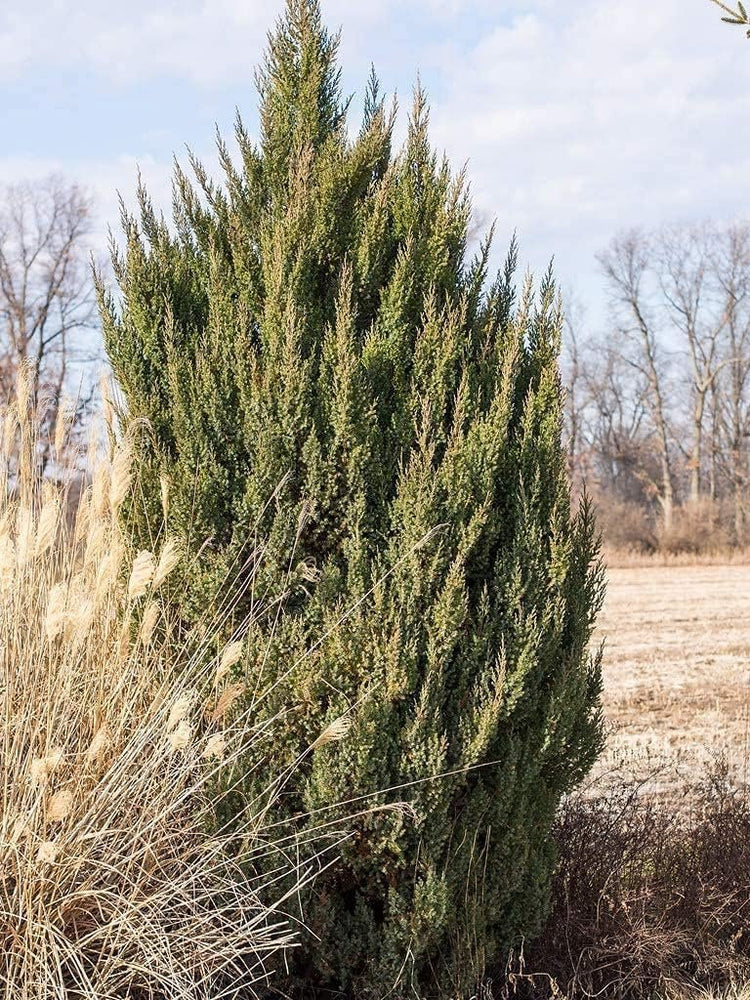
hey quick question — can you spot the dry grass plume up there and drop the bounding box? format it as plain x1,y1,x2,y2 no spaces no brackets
0,369,312,999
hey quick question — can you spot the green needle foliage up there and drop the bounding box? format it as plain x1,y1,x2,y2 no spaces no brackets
710,0,750,36
100,1,605,996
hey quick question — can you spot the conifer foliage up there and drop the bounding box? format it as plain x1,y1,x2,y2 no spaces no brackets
100,2,605,995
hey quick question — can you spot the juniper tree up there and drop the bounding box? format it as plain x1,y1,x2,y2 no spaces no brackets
100,2,605,996
710,0,750,36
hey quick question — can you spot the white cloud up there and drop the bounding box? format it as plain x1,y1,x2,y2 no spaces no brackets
0,1,271,86
1,0,748,326
426,0,750,316
0,0,507,86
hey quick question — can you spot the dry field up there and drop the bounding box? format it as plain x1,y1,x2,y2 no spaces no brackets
596,564,750,789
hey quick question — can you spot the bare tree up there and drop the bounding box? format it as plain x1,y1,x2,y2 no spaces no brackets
0,176,97,459
561,296,587,483
562,327,653,497
654,224,731,505
598,232,676,530
588,222,750,548
710,223,750,540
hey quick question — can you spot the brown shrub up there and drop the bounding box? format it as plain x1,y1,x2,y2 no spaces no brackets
594,496,742,561
505,759,750,999
658,500,732,555
594,499,658,554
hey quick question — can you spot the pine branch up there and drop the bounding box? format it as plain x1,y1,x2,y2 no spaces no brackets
710,0,750,37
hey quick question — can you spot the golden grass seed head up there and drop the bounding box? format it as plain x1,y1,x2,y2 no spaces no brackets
36,840,59,865
139,601,159,646
168,719,192,753
16,362,32,415
210,683,245,723
90,463,111,518
117,612,132,659
6,812,31,846
1,405,17,456
216,641,244,684
0,530,16,592
109,444,132,511
160,473,170,521
15,506,34,566
153,538,181,588
128,550,155,600
201,733,226,761
30,748,65,787
95,541,124,602
47,789,73,823
72,485,91,540
45,584,68,642
312,716,352,749
69,596,95,647
35,493,61,558
166,692,194,733
86,725,111,765
84,518,109,567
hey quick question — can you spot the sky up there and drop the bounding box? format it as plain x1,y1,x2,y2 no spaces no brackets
1,0,749,333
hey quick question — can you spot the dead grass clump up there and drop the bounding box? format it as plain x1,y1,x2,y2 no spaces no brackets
657,499,733,556
594,499,658,554
0,371,310,999
599,498,750,566
511,759,750,999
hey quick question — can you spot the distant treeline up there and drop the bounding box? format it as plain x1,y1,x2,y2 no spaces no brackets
565,222,750,553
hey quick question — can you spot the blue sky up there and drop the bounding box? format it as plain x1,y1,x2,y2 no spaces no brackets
1,0,749,333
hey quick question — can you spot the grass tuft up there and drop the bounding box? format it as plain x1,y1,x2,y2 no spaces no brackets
0,370,312,999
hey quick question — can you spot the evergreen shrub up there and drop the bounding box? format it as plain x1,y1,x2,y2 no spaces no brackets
100,2,605,995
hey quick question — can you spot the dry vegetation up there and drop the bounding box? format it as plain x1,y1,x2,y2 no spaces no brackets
0,373,319,999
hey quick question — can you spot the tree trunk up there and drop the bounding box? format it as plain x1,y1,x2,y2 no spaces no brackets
690,391,706,504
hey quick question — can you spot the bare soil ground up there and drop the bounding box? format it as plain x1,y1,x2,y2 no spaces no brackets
595,564,750,790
